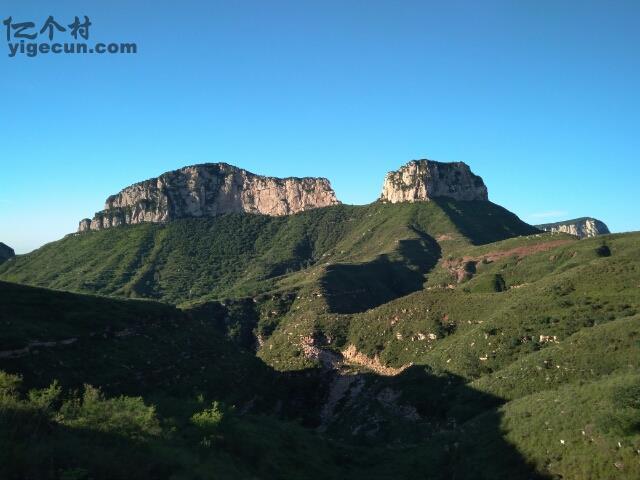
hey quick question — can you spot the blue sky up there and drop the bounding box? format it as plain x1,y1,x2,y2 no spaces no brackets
1,0,638,253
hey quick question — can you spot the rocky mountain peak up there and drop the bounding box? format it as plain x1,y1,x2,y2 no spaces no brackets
536,217,610,238
78,163,340,232
380,159,489,203
0,242,15,264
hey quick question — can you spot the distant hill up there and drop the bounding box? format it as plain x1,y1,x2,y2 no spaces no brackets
536,216,610,238
0,242,14,264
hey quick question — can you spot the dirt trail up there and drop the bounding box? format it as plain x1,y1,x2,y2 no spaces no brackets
0,328,137,359
0,338,78,359
444,239,575,282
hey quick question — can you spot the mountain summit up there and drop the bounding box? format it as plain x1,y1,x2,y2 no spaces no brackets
0,242,14,264
78,159,493,233
380,159,488,203
536,217,610,238
78,163,339,232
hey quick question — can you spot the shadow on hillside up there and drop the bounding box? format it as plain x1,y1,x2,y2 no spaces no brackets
320,364,552,480
433,198,540,245
3,350,553,479
0,280,551,479
321,232,441,314
0,419,178,479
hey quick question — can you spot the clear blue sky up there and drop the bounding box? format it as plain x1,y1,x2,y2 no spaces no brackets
1,1,638,253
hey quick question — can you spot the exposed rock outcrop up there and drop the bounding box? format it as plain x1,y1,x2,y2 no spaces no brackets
0,242,15,264
341,345,412,376
536,217,610,238
380,159,488,203
79,163,339,232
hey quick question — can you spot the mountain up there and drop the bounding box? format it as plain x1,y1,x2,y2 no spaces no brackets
536,217,611,238
0,160,536,305
2,159,638,479
2,230,639,479
0,242,14,264
381,159,488,203
0,200,537,306
78,163,339,232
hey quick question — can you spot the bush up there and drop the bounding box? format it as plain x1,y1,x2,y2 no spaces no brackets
0,371,21,398
191,401,225,430
492,274,507,292
613,383,640,410
59,385,161,440
28,380,62,411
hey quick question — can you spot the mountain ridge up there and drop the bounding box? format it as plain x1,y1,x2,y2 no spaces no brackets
78,162,340,232
77,159,494,233
0,242,14,264
536,216,610,238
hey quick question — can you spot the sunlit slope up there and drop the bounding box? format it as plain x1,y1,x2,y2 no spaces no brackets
335,232,639,381
0,200,537,305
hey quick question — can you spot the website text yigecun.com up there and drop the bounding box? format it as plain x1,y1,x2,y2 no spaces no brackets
8,41,137,57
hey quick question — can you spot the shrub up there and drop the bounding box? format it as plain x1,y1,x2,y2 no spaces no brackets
0,371,21,393
27,380,62,412
613,383,640,410
191,401,225,430
59,385,161,440
492,274,506,292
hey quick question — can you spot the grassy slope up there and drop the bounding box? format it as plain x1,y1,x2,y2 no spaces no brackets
2,202,639,479
327,232,639,477
0,201,536,306
0,281,349,479
334,232,638,373
0,281,549,480
0,280,541,480
255,231,640,479
0,281,283,407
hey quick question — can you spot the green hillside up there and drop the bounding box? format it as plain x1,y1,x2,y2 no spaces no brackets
0,280,548,480
253,230,640,478
1,200,639,479
0,200,537,306
0,281,308,410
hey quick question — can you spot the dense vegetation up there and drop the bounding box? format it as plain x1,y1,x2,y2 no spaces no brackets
1,200,638,479
0,200,536,306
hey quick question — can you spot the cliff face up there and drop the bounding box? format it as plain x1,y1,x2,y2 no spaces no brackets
79,163,339,232
380,160,488,203
0,242,15,264
536,217,610,239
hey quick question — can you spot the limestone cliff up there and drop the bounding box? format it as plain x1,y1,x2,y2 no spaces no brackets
536,217,610,238
78,163,339,232
0,242,15,264
380,159,488,203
